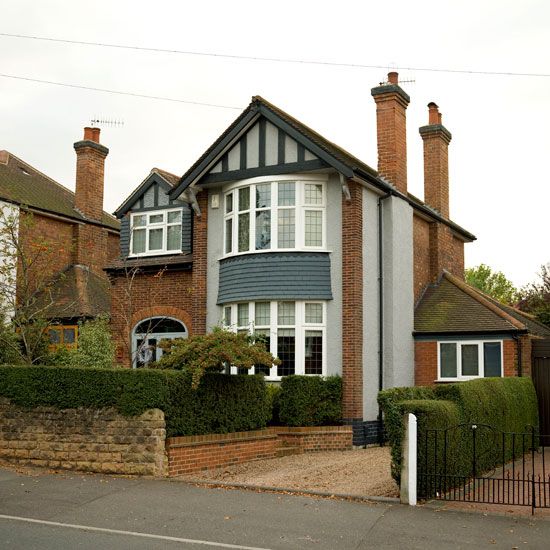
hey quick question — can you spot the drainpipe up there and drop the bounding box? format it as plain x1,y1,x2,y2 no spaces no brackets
377,192,391,445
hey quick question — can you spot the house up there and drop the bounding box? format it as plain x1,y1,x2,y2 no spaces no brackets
108,72,539,445
0,127,119,348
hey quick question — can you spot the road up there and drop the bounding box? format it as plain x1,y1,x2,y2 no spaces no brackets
0,467,549,549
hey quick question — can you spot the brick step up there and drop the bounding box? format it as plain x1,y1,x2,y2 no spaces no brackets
276,446,303,458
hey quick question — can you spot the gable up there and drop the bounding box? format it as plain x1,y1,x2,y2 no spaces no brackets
204,118,325,184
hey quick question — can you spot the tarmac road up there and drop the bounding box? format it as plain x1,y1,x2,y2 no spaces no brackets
0,467,549,549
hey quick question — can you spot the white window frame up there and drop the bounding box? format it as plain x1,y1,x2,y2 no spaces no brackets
222,174,327,258
129,207,183,257
437,339,503,381
222,300,326,380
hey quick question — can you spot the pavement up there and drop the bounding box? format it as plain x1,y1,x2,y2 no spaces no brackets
1,467,550,549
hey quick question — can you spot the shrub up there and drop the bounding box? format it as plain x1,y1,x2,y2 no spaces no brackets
0,365,270,436
378,377,539,489
0,364,170,416
45,317,116,369
278,375,342,426
156,328,279,388
266,383,282,425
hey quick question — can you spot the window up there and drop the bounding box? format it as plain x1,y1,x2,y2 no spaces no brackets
223,300,326,379
438,340,503,381
130,208,182,256
223,177,326,256
47,325,78,351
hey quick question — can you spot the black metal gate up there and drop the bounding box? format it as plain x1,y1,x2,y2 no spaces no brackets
418,423,550,513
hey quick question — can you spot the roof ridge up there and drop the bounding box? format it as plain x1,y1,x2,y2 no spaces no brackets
442,271,525,330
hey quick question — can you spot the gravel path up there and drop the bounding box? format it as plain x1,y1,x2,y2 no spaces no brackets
181,446,399,497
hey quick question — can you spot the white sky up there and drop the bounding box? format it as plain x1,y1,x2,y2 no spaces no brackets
1,0,549,287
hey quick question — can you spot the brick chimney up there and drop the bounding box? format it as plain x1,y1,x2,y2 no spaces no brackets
371,72,410,194
419,102,452,218
74,127,109,222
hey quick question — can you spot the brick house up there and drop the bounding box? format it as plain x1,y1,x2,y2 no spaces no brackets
0,127,119,347
108,72,541,445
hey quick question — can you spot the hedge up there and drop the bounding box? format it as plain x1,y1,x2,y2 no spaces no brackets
278,375,342,426
0,365,270,437
378,377,539,491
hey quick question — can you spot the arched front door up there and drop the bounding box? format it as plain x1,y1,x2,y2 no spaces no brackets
132,317,188,368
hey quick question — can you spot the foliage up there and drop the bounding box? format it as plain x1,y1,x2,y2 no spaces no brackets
156,327,280,388
378,377,538,488
164,372,271,437
266,383,282,425
277,375,342,426
47,317,115,369
518,263,550,327
464,264,519,305
0,208,68,363
0,365,271,436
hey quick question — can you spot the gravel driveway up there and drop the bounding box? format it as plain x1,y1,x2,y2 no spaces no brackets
180,446,399,497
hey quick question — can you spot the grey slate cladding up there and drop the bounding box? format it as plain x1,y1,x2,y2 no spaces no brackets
217,252,332,304
120,204,192,257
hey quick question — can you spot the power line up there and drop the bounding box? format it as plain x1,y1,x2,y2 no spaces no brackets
1,31,550,78
0,72,243,109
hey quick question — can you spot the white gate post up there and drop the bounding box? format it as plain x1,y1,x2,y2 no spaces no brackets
400,413,417,505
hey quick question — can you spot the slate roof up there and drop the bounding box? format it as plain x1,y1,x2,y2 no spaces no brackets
32,265,111,320
0,150,119,231
169,96,475,242
414,271,550,337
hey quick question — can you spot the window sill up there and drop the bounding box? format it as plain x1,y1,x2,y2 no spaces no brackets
219,248,332,261
129,250,183,259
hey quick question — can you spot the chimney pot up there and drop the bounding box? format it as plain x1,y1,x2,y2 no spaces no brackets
388,71,398,85
428,102,440,125
83,127,101,143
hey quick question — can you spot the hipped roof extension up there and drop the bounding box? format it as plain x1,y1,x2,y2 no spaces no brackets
169,96,475,242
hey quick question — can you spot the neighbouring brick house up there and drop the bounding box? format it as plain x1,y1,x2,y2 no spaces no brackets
0,127,119,347
108,72,540,445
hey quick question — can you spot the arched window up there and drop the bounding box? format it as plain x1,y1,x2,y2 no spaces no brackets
132,317,187,368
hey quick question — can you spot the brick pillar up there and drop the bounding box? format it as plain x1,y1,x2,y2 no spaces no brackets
341,180,363,433
371,72,410,194
192,191,208,335
419,103,452,219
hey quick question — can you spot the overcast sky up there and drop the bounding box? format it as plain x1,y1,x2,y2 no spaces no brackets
1,1,549,287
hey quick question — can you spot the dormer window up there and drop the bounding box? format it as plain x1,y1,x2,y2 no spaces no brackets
130,208,182,256
223,175,326,256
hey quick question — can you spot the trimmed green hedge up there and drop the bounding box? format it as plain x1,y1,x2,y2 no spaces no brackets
278,375,342,426
378,377,539,490
0,365,270,437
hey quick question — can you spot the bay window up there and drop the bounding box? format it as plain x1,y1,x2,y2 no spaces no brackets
130,208,182,256
223,300,326,379
223,177,326,255
438,340,503,381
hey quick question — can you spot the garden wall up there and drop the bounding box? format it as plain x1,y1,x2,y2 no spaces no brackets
0,399,167,475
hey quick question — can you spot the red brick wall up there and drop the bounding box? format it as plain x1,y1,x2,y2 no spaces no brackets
107,231,119,263
74,142,107,222
415,339,520,386
109,269,194,367
413,215,431,303
341,180,363,421
166,426,353,477
192,191,208,335
74,223,108,277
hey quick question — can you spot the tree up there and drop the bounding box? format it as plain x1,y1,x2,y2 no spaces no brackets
0,206,72,363
464,264,519,305
518,264,550,327
155,327,280,388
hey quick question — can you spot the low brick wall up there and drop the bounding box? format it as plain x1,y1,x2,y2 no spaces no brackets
166,426,353,476
166,429,279,476
0,399,167,476
276,426,353,452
